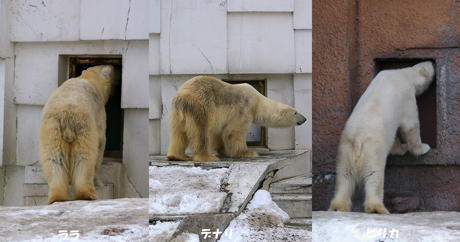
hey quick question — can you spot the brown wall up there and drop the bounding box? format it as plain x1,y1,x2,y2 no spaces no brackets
313,0,460,212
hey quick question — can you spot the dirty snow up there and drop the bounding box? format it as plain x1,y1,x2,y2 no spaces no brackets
313,211,460,242
149,221,180,242
169,232,200,242
218,190,312,242
0,198,148,242
149,221,201,242
149,166,229,216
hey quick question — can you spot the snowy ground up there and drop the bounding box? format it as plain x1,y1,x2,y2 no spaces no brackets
217,190,312,242
149,221,181,241
0,198,148,242
149,165,312,242
149,190,312,242
313,211,460,242
149,166,229,216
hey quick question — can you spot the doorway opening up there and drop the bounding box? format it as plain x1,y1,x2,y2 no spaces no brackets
375,58,437,148
68,57,123,158
224,80,267,147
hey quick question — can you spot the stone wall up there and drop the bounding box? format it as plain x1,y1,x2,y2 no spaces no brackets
0,0,149,205
149,0,313,155
313,0,460,212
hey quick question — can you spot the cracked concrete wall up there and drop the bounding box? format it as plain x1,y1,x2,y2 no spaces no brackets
2,0,149,205
313,0,460,212
149,0,313,155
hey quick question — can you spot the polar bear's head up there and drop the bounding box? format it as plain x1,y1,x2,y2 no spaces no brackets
413,61,435,95
276,105,307,127
80,65,117,102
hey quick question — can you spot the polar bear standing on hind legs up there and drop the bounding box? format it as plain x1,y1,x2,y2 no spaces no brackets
329,61,435,214
166,76,307,162
39,65,117,204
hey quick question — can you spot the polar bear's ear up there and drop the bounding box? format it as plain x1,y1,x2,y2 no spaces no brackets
420,66,429,77
81,70,86,74
279,107,290,115
101,66,112,77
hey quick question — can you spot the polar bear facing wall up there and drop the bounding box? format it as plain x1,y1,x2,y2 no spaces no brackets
329,61,435,214
166,76,306,162
39,65,117,204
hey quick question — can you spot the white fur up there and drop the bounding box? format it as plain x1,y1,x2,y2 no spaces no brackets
329,61,435,214
166,76,307,162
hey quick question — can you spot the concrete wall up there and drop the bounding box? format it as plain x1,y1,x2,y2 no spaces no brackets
149,0,312,155
313,0,460,212
1,0,149,205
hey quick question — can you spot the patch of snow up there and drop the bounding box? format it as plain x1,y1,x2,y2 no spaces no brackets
170,232,200,242
218,190,312,242
313,211,460,242
149,166,229,216
149,221,180,242
246,189,290,222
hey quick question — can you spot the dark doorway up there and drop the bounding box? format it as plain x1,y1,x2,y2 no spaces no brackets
69,57,123,158
375,59,437,148
224,80,267,147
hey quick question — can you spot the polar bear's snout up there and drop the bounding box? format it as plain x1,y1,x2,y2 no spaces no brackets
296,113,307,125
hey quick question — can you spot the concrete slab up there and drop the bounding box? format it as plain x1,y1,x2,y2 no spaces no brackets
150,150,311,241
227,0,294,12
285,218,312,231
271,194,312,218
159,0,227,75
150,150,310,214
10,0,80,42
313,211,460,241
269,174,312,194
228,12,295,74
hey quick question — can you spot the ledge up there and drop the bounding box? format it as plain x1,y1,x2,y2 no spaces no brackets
313,211,460,241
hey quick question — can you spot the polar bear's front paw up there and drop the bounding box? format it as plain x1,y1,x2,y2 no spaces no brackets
329,201,351,212
237,150,259,158
193,153,219,162
411,143,430,156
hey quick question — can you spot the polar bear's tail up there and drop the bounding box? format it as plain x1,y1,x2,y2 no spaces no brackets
57,109,86,143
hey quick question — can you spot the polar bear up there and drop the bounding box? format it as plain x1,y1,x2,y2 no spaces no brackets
39,65,117,204
166,76,306,162
329,61,435,214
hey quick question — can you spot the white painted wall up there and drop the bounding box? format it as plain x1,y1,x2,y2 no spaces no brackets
2,0,149,205
149,0,312,155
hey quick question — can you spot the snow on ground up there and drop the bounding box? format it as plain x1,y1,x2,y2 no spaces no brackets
149,166,228,216
218,190,312,242
313,211,460,242
149,221,201,242
149,221,180,242
0,198,148,242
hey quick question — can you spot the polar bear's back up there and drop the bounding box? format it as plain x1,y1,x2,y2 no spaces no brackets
174,76,260,110
44,78,103,117
342,67,423,150
170,76,263,132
